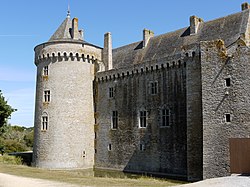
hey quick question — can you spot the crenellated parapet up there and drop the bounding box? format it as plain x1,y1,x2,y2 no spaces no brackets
96,54,192,83
34,41,103,66
96,44,200,82
35,51,100,65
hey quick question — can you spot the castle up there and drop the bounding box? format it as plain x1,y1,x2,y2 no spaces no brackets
33,3,250,181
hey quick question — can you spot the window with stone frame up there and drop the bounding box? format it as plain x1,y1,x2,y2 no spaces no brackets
150,81,158,95
44,90,50,102
111,111,118,129
41,114,48,131
109,87,114,98
43,66,48,76
161,109,170,127
139,110,147,128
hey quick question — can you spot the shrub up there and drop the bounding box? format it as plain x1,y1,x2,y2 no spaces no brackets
0,154,23,165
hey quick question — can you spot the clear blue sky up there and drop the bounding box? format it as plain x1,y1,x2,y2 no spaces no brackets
0,0,246,127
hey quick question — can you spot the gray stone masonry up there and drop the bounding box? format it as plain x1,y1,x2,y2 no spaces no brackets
33,3,250,182
201,40,250,179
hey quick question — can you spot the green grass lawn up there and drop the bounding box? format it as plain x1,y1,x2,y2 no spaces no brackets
0,162,186,187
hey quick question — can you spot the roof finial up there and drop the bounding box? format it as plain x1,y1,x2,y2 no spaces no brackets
67,4,70,18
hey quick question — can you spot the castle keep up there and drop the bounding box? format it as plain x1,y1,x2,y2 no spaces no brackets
33,3,250,181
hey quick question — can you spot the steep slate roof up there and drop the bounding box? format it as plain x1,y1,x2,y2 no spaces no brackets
113,10,250,69
47,17,102,49
49,17,74,42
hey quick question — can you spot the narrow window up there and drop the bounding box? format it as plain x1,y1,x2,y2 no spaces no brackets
108,144,112,151
44,90,50,102
225,78,231,87
41,115,48,131
161,109,170,127
139,144,145,151
139,111,147,128
82,151,86,157
95,149,97,154
150,81,158,95
225,113,231,123
43,66,48,76
109,87,114,98
94,132,97,139
111,111,118,129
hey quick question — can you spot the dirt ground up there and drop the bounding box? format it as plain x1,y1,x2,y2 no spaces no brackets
0,173,83,187
0,172,250,187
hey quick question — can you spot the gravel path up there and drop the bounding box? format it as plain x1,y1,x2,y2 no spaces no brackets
0,173,83,187
175,175,250,187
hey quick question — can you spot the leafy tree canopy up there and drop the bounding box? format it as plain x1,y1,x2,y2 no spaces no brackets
0,125,33,154
0,90,16,128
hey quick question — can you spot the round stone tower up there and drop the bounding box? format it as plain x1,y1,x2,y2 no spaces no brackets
33,11,102,169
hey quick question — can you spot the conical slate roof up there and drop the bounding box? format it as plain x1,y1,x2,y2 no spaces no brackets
49,17,72,41
49,16,83,42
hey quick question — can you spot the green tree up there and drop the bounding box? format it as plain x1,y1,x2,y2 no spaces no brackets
0,90,16,128
0,125,34,154
23,129,34,148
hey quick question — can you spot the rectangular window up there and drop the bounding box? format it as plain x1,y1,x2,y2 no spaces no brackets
44,90,50,102
225,78,231,87
161,109,170,127
43,66,48,76
109,87,114,98
225,113,231,123
111,111,118,129
150,81,158,95
42,116,48,131
139,111,147,128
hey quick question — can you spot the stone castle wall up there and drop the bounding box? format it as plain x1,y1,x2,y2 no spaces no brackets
94,57,188,178
32,3,250,180
185,46,203,181
201,40,250,178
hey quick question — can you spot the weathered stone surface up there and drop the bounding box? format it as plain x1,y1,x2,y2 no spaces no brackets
201,40,250,179
33,4,250,181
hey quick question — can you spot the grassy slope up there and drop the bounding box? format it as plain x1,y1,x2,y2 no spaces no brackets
0,163,186,187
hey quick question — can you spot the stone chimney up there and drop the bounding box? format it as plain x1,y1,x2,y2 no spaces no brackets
242,2,250,11
103,32,113,70
143,29,154,48
79,29,84,40
190,16,203,35
72,18,79,39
